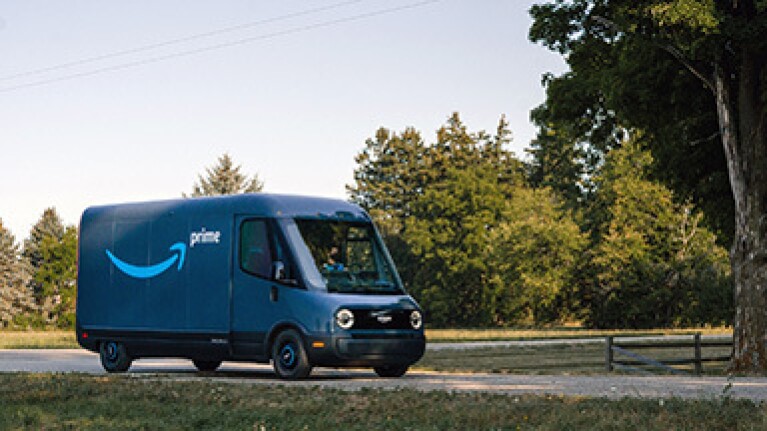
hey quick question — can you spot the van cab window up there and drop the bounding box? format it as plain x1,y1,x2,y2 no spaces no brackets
294,219,402,294
240,220,273,279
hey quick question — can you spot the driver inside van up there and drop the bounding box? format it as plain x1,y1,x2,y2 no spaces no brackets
323,246,345,272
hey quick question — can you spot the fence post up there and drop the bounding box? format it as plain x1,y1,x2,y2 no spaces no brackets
605,336,614,372
694,333,702,375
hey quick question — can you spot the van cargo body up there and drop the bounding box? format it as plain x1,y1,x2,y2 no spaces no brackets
76,194,425,379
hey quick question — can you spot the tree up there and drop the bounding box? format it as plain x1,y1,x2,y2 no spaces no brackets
583,140,731,328
22,207,65,272
34,227,78,328
487,187,587,324
187,153,264,197
0,220,34,328
347,127,429,288
23,208,65,315
21,208,78,326
530,0,767,372
405,164,511,326
349,114,527,326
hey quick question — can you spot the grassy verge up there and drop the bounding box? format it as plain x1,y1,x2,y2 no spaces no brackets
0,328,732,350
0,331,77,349
425,327,732,342
416,343,733,375
1,373,765,430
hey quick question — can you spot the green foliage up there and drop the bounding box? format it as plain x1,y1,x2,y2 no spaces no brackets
648,0,719,31
350,114,584,327
20,209,78,328
350,113,731,328
583,141,731,328
406,164,510,326
528,0,734,244
488,187,587,324
526,121,591,210
22,208,65,274
34,227,78,329
0,220,34,328
187,153,264,197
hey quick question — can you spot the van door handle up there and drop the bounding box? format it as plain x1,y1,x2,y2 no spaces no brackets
270,286,279,302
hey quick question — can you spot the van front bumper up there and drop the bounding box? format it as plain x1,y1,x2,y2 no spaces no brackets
307,331,426,367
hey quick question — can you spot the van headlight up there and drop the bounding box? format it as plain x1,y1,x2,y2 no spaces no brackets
335,308,354,330
410,310,423,329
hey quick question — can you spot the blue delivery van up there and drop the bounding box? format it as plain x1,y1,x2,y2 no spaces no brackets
76,194,425,379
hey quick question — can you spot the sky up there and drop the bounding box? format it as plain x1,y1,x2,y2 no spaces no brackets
0,0,566,241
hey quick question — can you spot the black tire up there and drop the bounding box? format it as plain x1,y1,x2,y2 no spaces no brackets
99,341,132,373
374,365,409,378
192,360,222,372
271,329,312,380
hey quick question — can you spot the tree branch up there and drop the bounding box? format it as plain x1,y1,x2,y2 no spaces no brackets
689,131,721,146
591,15,715,93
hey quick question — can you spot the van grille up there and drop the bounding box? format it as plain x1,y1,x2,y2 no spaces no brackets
352,309,413,330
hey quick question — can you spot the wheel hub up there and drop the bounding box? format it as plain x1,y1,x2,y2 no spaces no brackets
280,344,296,369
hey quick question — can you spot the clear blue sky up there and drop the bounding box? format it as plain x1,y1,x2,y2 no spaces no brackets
0,0,565,240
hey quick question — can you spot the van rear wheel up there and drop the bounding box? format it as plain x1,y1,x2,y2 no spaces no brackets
374,365,409,378
272,329,312,380
192,360,221,372
99,341,132,373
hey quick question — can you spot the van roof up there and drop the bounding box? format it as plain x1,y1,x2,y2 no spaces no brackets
81,193,369,223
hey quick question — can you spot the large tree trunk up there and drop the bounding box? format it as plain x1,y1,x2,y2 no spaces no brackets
721,41,767,373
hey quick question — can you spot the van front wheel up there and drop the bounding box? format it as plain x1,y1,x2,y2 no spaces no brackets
272,329,312,380
99,341,132,373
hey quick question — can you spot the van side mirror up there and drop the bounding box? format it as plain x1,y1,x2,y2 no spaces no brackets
272,261,286,281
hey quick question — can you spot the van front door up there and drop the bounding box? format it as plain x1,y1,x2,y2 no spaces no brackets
230,216,288,358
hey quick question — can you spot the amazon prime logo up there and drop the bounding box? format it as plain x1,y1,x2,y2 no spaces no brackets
106,242,186,279
190,227,221,248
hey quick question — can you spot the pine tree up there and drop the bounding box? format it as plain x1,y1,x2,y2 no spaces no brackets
22,207,65,271
34,226,78,328
23,208,66,320
187,153,264,197
22,208,79,326
0,220,34,328
349,113,525,326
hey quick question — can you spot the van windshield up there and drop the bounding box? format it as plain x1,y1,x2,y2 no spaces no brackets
294,219,403,294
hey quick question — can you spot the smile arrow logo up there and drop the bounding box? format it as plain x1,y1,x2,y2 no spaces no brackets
106,242,187,279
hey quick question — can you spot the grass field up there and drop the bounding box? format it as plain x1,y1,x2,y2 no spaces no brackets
418,343,733,375
0,331,77,349
425,327,732,342
0,373,764,430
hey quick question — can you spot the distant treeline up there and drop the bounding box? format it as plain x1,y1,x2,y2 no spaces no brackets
0,209,77,328
0,122,733,330
348,114,732,328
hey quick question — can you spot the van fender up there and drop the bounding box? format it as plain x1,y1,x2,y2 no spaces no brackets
265,320,312,357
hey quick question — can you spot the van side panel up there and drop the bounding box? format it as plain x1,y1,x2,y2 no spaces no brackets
77,206,232,344
185,214,231,332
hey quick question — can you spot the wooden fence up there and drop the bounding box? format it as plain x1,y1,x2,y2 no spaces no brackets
605,334,731,375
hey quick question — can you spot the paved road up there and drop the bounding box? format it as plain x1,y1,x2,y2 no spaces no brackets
2,348,766,400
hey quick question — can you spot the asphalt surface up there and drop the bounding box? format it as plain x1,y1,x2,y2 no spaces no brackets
2,348,767,400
